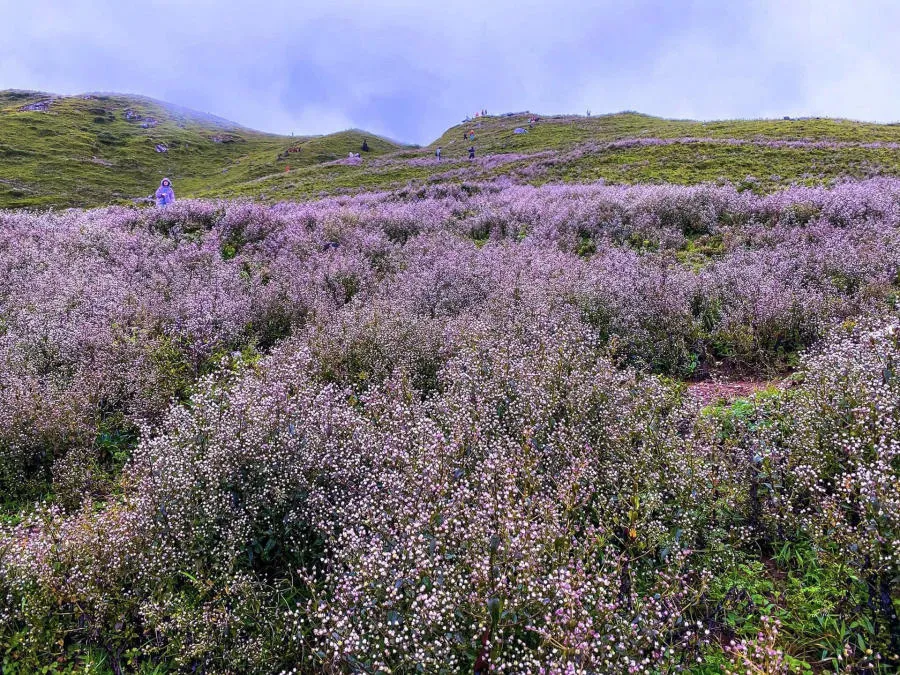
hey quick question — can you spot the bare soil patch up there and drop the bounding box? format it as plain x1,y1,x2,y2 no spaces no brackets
688,380,774,405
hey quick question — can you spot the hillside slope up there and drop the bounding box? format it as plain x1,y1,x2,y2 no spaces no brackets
5,91,900,208
210,110,900,202
0,91,402,208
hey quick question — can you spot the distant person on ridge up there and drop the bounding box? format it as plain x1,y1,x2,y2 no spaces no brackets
362,138,370,152
155,178,175,207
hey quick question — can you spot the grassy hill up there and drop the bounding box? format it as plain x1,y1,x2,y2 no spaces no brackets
210,110,900,202
0,91,402,208
5,90,900,208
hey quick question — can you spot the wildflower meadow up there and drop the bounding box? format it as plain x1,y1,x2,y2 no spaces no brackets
1,178,899,673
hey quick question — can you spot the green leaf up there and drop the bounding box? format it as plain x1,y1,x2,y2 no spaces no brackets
487,597,502,625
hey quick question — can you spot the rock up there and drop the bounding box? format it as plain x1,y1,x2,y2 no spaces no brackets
210,134,239,144
19,99,53,112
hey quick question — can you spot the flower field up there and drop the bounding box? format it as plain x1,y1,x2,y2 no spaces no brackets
1,179,899,673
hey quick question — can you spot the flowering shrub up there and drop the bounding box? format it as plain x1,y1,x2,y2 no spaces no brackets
762,318,899,661
696,313,900,668
725,616,789,674
1,178,900,671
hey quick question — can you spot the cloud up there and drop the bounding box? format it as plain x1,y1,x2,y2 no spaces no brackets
2,0,899,143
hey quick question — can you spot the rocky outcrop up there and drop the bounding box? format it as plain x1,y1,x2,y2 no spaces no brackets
18,99,53,112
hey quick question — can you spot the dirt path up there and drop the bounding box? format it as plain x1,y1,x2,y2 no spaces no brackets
687,380,774,405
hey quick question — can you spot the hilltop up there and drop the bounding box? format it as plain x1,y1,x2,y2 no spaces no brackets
0,91,402,208
5,91,900,208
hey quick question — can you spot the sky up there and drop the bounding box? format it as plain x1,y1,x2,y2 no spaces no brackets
2,0,900,144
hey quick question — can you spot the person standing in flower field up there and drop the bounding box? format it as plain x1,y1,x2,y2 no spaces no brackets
155,178,175,207
435,146,442,161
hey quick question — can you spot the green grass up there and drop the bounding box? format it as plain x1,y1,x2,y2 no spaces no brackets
429,110,900,155
215,112,900,202
543,141,900,191
0,90,403,208
6,93,900,208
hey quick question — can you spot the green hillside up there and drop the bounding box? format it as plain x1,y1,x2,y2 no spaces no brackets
429,110,900,151
5,91,900,208
0,91,402,208
210,110,900,202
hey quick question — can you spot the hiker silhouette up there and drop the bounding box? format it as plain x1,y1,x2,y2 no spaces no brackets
362,139,370,152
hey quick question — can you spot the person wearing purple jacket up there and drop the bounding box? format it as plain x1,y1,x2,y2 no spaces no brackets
155,178,175,206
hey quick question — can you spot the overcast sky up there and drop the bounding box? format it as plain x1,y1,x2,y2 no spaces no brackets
2,0,899,144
